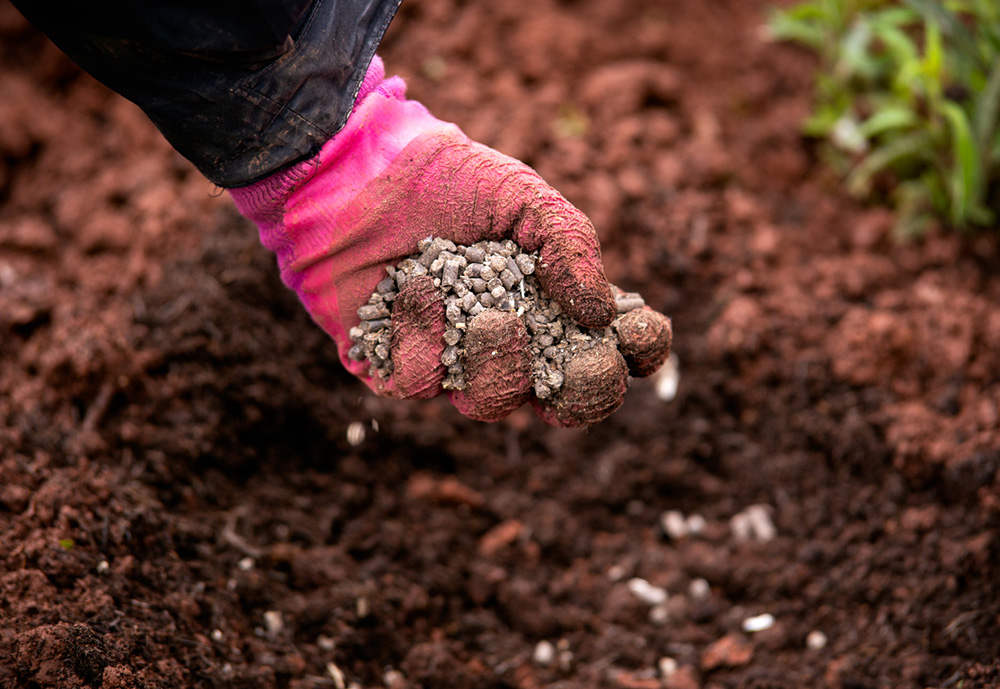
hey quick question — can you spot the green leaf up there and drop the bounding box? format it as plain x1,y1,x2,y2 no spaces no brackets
819,0,846,31
974,57,1000,166
869,6,920,28
940,100,980,226
869,24,920,78
907,0,983,70
866,8,920,86
766,9,827,49
895,59,925,99
803,109,842,137
921,17,944,100
778,2,829,22
846,130,935,196
58,538,75,550
971,0,999,24
857,105,919,139
967,202,996,226
839,19,877,79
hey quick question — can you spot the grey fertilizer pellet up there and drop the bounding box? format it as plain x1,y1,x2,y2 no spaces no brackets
348,237,646,399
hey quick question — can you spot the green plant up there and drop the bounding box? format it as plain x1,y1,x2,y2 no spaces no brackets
767,0,1000,237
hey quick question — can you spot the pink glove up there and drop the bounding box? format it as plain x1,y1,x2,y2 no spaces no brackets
230,57,671,426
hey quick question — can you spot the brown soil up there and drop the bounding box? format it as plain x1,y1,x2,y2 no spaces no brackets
2,0,999,688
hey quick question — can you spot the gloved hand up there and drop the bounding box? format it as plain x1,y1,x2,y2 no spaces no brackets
230,57,671,427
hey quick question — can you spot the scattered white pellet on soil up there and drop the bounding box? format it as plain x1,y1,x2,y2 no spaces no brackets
627,577,668,605
327,662,346,689
661,510,708,541
533,640,556,667
383,669,406,689
317,634,336,651
806,630,828,650
237,557,255,571
655,352,680,401
96,559,110,574
731,513,752,541
742,613,776,632
263,610,283,635
558,649,574,673
686,513,707,535
746,504,777,541
211,629,224,641
731,504,777,542
648,603,670,626
346,421,366,446
658,657,679,679
660,509,689,539
606,563,629,582
688,578,711,600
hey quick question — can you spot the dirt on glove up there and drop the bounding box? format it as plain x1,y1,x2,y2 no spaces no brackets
451,309,534,421
350,237,669,424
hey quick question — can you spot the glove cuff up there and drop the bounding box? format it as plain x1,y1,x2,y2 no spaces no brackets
354,54,387,104
229,56,445,275
227,55,382,223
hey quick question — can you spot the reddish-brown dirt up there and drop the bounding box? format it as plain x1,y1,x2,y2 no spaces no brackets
2,0,999,687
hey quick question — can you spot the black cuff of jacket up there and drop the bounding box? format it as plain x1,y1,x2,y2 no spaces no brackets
14,0,402,187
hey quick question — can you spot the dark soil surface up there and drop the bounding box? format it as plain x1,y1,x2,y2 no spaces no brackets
2,0,999,687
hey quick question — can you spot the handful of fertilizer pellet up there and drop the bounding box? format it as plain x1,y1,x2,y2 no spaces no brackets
348,236,656,404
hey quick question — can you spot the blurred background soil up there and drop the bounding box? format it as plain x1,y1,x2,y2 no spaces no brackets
1,0,999,687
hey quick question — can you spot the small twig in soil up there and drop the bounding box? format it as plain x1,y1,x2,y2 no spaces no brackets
220,507,264,558
81,380,114,434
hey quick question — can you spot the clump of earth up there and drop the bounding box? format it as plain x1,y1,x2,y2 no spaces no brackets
348,237,648,399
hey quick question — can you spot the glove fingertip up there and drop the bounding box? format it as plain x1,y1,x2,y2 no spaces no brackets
614,308,673,377
534,240,616,329
389,275,447,399
533,341,629,427
450,310,532,422
565,288,617,329
528,397,575,428
449,390,521,423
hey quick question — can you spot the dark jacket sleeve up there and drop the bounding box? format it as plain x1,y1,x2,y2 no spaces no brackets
12,0,402,187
